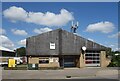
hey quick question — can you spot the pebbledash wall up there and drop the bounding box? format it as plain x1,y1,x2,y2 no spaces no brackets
26,29,111,68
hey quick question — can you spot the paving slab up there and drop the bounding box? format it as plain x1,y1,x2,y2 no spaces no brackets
2,67,119,79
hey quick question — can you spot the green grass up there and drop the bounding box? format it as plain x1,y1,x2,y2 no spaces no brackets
4,64,63,70
17,64,27,67
4,64,27,70
4,67,27,70
38,67,63,70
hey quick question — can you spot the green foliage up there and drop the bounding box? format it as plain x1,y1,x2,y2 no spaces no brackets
16,47,26,57
108,51,120,67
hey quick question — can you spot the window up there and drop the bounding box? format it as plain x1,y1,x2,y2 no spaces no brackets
39,60,49,64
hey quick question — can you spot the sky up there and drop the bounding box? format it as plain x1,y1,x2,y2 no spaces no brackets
1,2,119,51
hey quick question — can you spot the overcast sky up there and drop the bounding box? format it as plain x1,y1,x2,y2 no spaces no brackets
1,2,119,51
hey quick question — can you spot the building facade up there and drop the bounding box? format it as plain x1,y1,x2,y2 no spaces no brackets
26,29,111,68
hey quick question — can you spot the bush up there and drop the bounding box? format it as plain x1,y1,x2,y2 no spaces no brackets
108,53,120,67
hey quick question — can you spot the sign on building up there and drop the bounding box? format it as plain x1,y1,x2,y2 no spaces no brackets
50,42,55,49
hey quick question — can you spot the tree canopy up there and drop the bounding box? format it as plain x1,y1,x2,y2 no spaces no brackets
15,47,26,57
108,51,120,67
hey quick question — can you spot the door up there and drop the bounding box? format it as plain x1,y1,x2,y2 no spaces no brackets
64,56,76,67
85,51,100,67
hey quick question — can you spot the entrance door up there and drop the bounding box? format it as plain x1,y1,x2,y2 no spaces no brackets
85,51,100,67
64,56,76,67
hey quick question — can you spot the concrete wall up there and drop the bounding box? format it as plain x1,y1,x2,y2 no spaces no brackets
26,29,60,56
26,29,110,56
27,51,111,68
79,53,85,68
100,51,111,67
28,57,60,67
39,57,60,67
28,57,39,64
61,30,83,55
76,52,85,68
39,62,59,67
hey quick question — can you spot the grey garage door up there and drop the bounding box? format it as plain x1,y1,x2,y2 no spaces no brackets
64,56,76,67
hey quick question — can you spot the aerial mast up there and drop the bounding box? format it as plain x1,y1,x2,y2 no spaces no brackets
71,21,79,33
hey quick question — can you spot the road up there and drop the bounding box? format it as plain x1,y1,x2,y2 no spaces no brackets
1,67,119,80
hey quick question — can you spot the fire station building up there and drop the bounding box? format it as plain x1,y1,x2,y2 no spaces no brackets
26,29,111,68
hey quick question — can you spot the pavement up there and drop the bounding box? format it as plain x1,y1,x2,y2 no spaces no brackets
0,67,2,81
1,67,119,79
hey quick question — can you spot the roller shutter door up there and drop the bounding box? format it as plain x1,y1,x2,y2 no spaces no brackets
64,56,76,67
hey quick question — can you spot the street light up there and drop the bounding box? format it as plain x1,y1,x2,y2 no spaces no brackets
82,46,86,51
82,46,86,59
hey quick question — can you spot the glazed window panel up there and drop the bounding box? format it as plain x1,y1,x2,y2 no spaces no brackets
39,60,49,64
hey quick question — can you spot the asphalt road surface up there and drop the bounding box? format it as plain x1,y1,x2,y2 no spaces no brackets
1,67,119,80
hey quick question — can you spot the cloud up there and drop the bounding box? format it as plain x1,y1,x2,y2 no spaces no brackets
33,27,52,34
86,21,115,33
18,39,26,46
3,6,74,26
0,35,14,50
105,42,118,51
11,29,28,36
0,28,6,35
3,6,27,23
109,44,115,47
113,47,120,51
108,32,120,38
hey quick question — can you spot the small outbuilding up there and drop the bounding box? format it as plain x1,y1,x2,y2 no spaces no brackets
0,46,15,65
26,29,111,68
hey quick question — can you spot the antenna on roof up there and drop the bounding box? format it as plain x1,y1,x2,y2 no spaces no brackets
72,21,74,26
71,21,79,33
76,21,79,27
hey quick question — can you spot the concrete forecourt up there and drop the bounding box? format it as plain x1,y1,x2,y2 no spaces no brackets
2,67,119,79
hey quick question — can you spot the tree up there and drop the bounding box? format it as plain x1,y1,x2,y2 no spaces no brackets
108,51,120,67
15,47,26,57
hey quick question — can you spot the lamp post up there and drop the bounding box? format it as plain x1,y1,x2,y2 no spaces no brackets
82,46,86,59
82,46,86,51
